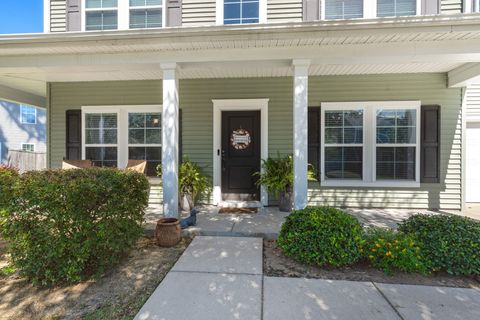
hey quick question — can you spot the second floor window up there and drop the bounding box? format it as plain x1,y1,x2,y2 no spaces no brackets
85,0,118,31
130,0,163,29
377,0,416,17
224,0,259,24
325,0,364,20
21,106,36,124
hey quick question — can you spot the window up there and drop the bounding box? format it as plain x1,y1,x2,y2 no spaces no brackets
376,109,417,180
321,101,420,187
324,109,364,180
128,112,161,175
21,106,36,124
324,0,363,20
21,143,35,152
84,113,118,167
224,0,260,24
129,0,162,29
377,0,416,17
85,0,118,31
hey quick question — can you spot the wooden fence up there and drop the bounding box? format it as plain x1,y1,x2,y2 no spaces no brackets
7,150,46,173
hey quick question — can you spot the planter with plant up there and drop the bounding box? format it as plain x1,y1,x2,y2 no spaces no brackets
157,158,211,212
254,154,316,212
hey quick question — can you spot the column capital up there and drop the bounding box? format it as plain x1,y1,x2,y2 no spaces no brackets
292,59,311,67
160,62,178,71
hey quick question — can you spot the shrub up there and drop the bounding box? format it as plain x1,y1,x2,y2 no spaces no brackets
0,165,19,211
399,214,480,275
0,168,150,285
278,207,364,267
363,228,428,274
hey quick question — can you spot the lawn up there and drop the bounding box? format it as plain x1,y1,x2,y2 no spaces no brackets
0,236,191,320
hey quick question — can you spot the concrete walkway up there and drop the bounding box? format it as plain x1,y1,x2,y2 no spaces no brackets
134,236,480,320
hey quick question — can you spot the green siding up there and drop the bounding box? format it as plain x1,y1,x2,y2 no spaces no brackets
49,73,462,210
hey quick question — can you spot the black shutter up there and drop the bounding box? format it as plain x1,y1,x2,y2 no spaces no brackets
65,110,82,160
66,0,82,31
179,109,183,164
421,105,440,183
308,107,321,179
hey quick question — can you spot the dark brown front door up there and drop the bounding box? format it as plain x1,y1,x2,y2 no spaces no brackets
221,111,261,201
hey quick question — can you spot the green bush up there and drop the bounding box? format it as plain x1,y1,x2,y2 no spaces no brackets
0,168,149,285
363,228,428,274
0,165,19,211
278,207,364,267
399,214,480,275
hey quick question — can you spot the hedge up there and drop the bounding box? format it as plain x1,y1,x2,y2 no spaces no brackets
0,168,150,285
278,207,364,267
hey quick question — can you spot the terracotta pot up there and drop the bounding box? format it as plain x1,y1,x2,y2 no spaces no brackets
279,189,292,212
179,193,194,212
155,218,181,247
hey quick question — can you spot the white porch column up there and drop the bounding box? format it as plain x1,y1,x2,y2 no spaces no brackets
292,59,310,210
161,63,179,218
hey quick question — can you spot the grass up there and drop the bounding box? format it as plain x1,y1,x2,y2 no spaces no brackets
0,265,16,277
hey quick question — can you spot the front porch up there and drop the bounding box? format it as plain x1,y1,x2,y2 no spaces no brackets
143,204,472,239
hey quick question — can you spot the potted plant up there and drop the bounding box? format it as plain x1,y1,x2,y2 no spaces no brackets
157,158,211,211
254,154,316,212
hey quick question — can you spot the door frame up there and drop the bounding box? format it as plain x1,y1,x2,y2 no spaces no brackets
212,99,269,206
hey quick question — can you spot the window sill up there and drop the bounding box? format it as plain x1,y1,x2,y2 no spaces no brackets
320,180,420,188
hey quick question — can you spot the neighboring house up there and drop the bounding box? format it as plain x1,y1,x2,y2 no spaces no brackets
0,0,480,216
0,100,47,164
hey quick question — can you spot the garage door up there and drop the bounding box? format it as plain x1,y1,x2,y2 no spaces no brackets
466,122,480,202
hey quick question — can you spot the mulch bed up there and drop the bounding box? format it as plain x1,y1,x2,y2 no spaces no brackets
264,240,480,288
218,207,258,214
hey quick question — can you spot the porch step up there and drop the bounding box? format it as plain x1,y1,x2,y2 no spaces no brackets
218,200,263,208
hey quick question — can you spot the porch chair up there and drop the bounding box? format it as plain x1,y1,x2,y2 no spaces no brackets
62,159,93,169
126,160,147,174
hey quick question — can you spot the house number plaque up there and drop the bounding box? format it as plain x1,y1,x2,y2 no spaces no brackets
231,128,251,150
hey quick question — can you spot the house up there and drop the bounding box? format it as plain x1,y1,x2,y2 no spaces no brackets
0,0,480,217
0,99,47,164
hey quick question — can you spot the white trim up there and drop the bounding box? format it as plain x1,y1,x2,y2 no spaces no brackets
81,105,162,168
216,0,267,25
320,101,421,188
44,0,50,33
21,143,35,152
20,105,37,124
212,98,269,206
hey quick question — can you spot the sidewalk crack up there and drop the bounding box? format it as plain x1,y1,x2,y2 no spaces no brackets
372,282,405,320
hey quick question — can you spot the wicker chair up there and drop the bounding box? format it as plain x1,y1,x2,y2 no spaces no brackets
126,160,147,174
62,159,93,169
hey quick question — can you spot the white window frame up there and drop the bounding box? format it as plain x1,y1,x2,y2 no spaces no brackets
21,143,35,152
321,101,421,188
216,0,267,25
126,110,162,167
82,105,162,168
20,105,37,124
128,0,164,29
321,105,366,183
321,0,421,20
82,0,166,31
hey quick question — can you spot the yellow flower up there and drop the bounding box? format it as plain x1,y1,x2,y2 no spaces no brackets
368,255,374,259
372,248,377,252
386,251,392,256
376,243,381,248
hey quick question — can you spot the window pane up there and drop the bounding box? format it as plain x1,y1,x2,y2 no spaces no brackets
224,0,259,24
325,128,343,144
325,0,363,20
129,113,145,128
325,147,362,180
128,146,161,176
344,127,363,144
146,9,162,27
86,11,118,30
85,113,117,144
87,0,118,8
376,109,416,144
129,129,145,144
130,10,147,28
130,0,162,5
376,147,415,180
146,113,161,127
325,111,343,127
344,110,363,126
145,129,161,144
128,113,162,145
86,147,118,167
377,0,416,17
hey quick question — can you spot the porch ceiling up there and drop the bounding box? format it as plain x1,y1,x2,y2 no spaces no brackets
0,14,479,98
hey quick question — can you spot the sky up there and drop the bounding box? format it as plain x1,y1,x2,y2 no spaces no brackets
0,0,43,34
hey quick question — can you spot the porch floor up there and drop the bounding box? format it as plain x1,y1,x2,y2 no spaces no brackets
143,205,477,239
